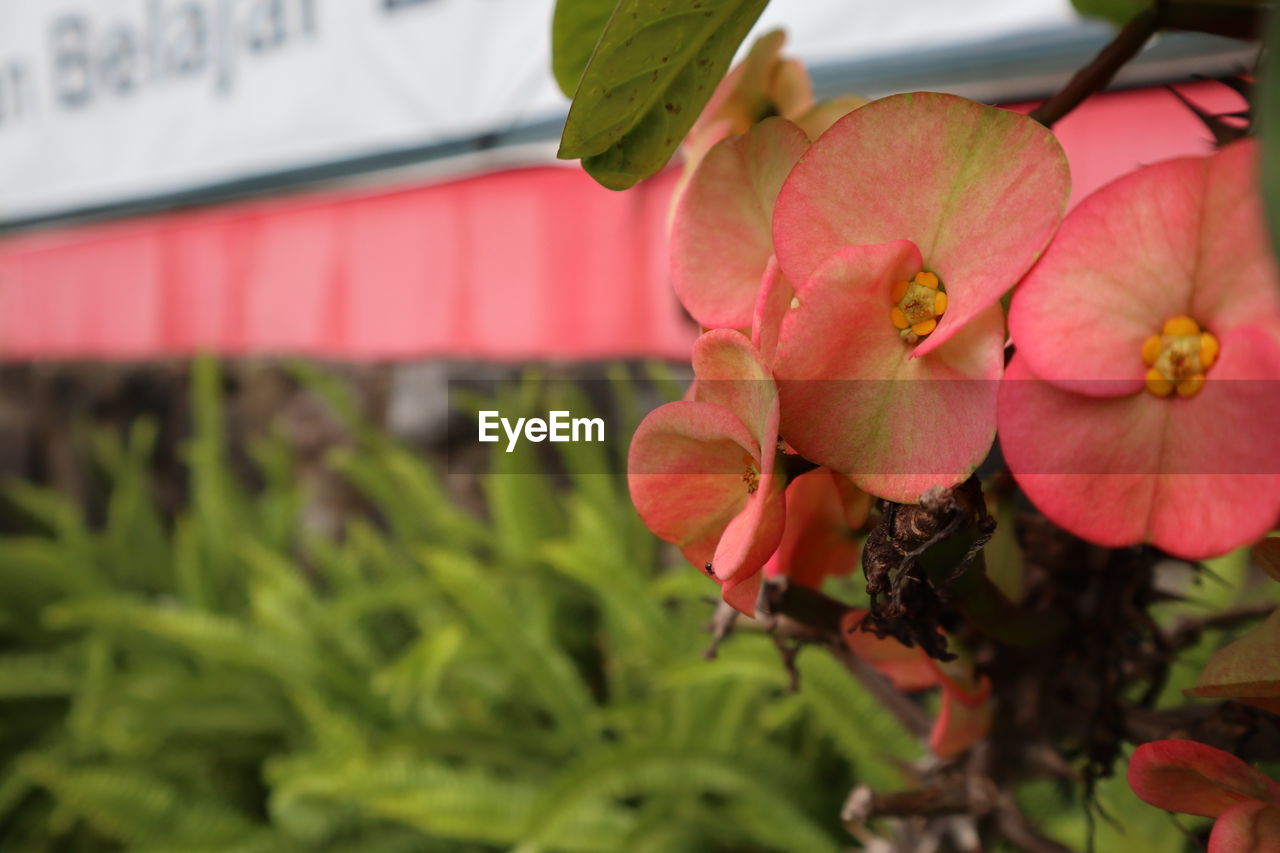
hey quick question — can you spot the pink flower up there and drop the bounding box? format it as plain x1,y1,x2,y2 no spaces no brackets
763,467,870,589
768,92,1070,502
1000,140,1280,559
1129,740,1280,852
628,329,784,613
671,118,809,329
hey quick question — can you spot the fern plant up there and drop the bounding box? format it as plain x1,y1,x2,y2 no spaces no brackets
0,359,923,852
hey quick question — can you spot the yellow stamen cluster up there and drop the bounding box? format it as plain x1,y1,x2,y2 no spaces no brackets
890,271,948,343
740,454,760,494
1142,315,1219,398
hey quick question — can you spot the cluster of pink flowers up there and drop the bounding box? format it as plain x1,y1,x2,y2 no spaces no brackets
630,64,1280,625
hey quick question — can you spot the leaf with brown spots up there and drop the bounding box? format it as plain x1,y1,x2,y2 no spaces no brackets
557,0,770,190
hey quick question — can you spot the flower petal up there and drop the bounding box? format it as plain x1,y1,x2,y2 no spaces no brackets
751,256,793,367
672,118,809,329
999,346,1280,560
773,91,1069,355
1191,140,1280,333
773,241,1004,503
763,468,862,588
1128,740,1280,819
1209,800,1280,853
691,328,780,453
627,400,760,565
1010,139,1280,395
930,667,993,760
712,469,785,586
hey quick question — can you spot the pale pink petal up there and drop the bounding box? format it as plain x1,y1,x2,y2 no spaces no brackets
1210,800,1280,853
772,242,1004,503
691,328,780,452
1129,740,1280,818
773,91,1069,355
672,118,809,329
1191,140,1280,332
999,347,1280,560
712,469,786,586
721,569,763,616
763,468,862,588
627,401,760,565
750,256,793,366
1010,140,1280,395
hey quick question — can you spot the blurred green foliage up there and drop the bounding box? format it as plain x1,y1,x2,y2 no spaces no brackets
0,358,919,852
0,359,1266,850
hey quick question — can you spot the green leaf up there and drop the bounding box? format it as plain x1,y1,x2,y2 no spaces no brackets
552,0,620,97
1262,7,1280,262
1070,0,1148,25
558,0,770,190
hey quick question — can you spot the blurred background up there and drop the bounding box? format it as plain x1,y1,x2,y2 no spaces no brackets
0,1,1259,850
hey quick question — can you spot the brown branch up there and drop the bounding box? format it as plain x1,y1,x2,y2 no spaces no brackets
1166,603,1274,651
1029,7,1162,128
993,793,1076,853
842,783,973,822
1029,1,1266,130
759,577,853,638
1124,701,1280,760
702,599,740,659
843,781,1072,853
828,642,934,740
753,578,934,739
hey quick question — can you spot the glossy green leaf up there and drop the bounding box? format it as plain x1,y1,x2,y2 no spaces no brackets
552,0,620,97
558,0,770,190
1261,7,1280,263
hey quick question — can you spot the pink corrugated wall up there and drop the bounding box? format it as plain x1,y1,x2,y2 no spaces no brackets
0,82,1245,362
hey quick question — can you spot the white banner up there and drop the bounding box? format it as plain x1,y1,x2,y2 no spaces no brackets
0,0,572,222
0,0,1083,223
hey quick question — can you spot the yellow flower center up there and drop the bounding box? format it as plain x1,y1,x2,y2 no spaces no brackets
890,271,948,343
740,455,760,494
1142,315,1219,398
